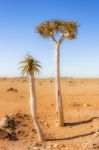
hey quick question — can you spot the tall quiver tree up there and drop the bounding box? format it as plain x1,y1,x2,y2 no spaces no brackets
19,54,45,142
37,20,78,127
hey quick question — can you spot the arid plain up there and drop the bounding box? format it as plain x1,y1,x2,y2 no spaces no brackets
0,77,99,150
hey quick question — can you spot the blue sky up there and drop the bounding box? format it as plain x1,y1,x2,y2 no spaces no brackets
0,0,99,77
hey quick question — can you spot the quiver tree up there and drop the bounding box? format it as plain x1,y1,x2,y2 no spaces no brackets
36,20,78,127
19,54,45,141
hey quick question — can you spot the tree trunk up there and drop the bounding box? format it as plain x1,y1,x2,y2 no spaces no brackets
55,43,64,127
29,73,45,142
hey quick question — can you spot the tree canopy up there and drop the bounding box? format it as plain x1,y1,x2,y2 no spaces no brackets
36,20,78,43
19,54,41,75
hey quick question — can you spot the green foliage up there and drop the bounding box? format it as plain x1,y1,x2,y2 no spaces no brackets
19,54,41,75
36,20,78,40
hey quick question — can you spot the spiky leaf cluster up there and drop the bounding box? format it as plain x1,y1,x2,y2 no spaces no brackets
19,54,41,75
36,20,77,39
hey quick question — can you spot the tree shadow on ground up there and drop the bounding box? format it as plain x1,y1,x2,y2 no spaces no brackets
64,117,99,127
47,117,99,141
47,131,95,141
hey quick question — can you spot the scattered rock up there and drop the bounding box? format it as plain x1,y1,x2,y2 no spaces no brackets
0,117,8,128
34,142,42,147
7,132,18,141
94,131,99,137
92,126,99,132
53,143,60,148
13,89,18,92
92,143,99,149
0,129,8,139
7,87,18,92
46,144,52,149
83,103,91,107
6,115,16,130
0,113,30,141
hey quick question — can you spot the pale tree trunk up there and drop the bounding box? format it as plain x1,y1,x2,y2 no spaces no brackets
29,73,45,142
55,43,64,127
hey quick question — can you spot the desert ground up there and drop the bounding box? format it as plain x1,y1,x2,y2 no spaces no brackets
0,77,99,150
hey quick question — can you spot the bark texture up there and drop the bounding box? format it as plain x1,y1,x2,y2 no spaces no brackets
29,74,45,141
55,43,64,127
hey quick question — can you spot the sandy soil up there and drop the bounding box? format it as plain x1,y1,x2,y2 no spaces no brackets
0,77,99,150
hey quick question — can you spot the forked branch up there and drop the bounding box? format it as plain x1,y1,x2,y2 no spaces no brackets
59,33,65,45
51,35,57,44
